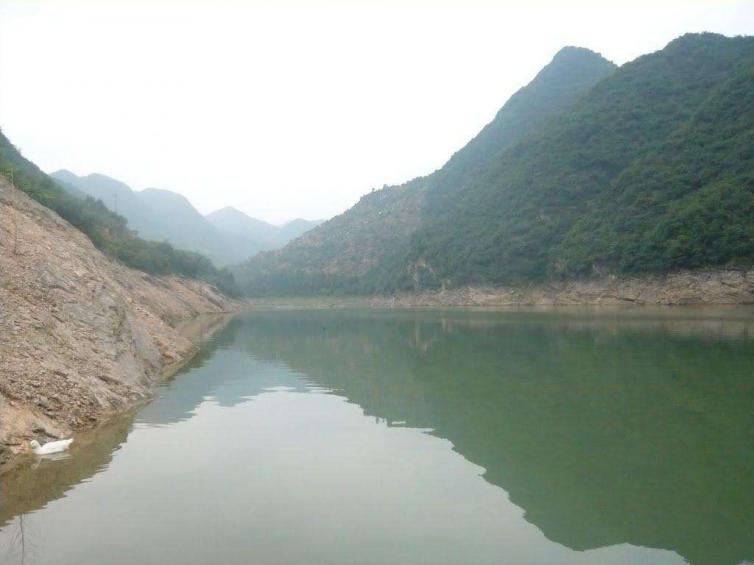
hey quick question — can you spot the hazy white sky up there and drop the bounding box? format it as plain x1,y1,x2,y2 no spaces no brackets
1,1,753,223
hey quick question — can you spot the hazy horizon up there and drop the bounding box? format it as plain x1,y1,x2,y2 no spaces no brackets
48,169,321,226
2,0,753,223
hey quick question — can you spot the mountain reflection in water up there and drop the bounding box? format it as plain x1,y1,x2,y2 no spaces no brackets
1,308,752,565
231,310,754,565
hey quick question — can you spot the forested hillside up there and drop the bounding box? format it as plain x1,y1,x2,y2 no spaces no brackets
236,33,754,296
1,132,238,295
556,48,754,276
408,33,754,288
235,46,617,295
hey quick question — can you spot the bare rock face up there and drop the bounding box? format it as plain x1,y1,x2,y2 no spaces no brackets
361,271,754,307
0,179,237,466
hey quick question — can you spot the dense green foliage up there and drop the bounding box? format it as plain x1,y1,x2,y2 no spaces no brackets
1,131,239,295
558,58,754,274
428,46,617,212
408,33,754,287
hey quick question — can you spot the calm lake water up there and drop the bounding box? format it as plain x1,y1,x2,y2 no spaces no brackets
2,308,754,565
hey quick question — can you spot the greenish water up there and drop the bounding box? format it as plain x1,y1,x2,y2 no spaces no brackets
2,308,754,565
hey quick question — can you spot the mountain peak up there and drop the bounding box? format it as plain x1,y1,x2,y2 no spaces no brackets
207,205,278,238
141,187,187,197
537,45,615,82
667,31,725,47
209,206,249,218
552,45,604,59
50,168,76,179
50,170,135,198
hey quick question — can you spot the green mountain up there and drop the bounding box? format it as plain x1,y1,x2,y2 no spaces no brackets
1,130,238,295
409,32,754,288
429,46,618,210
235,46,617,295
235,33,754,296
52,172,320,267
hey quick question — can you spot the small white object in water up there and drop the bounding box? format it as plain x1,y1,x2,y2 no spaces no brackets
30,438,73,455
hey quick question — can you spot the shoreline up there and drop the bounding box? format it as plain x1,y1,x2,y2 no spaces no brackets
0,310,238,475
246,269,754,310
0,180,244,471
4,269,752,474
7,265,749,468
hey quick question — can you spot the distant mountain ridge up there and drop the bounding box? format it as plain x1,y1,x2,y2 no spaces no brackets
1,130,238,294
51,171,321,266
205,206,321,249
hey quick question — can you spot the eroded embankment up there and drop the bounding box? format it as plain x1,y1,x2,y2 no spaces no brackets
0,179,239,468
247,269,754,310
367,271,754,307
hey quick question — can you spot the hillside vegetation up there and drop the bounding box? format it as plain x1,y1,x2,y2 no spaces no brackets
410,33,754,288
0,132,238,295
235,46,617,294
236,33,754,296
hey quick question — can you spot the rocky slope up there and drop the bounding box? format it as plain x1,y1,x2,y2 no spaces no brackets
235,176,431,295
0,177,238,467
